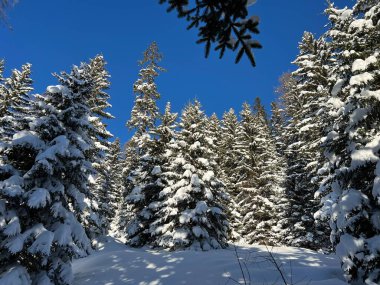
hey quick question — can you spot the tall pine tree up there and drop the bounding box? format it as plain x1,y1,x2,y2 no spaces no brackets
0,61,102,284
126,102,178,246
118,42,165,240
280,32,331,250
318,1,380,283
239,98,284,245
150,101,229,250
0,62,34,143
219,108,243,241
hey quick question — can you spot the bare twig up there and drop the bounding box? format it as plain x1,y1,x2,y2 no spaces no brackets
234,245,248,285
0,0,17,28
264,244,289,285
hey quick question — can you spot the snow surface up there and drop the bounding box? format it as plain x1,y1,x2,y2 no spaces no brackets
352,55,377,72
73,237,346,285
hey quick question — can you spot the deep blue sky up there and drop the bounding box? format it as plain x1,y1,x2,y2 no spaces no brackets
1,0,353,142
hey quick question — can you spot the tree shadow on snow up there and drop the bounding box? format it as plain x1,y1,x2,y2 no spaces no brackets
73,239,345,285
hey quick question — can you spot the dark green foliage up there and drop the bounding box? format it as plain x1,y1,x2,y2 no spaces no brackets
158,0,261,66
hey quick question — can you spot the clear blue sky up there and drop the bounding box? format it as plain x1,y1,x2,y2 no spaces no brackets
1,0,353,142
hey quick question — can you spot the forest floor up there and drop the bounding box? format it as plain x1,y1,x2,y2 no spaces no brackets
73,237,346,285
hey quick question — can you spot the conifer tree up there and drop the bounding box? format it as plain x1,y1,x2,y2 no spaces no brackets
318,1,380,283
118,42,165,240
150,100,229,250
0,61,100,284
239,98,284,245
107,138,124,213
53,56,114,238
0,63,34,142
270,102,286,155
204,113,222,176
126,102,178,246
92,139,123,235
0,59,3,80
280,32,331,250
235,102,256,189
115,140,138,238
70,55,115,236
219,108,243,241
87,55,113,121
219,109,240,188
229,102,256,240
127,41,164,140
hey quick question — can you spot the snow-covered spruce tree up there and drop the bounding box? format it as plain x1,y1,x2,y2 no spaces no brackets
92,138,123,236
114,140,138,238
268,101,292,244
279,32,331,250
117,42,165,241
235,102,256,189
150,100,229,250
275,72,299,124
230,102,257,241
0,59,3,80
62,55,115,236
85,55,114,164
204,113,222,176
205,113,243,242
219,109,240,189
86,55,113,122
219,108,243,241
238,98,284,246
126,41,164,141
270,101,286,156
107,139,124,214
0,64,101,284
52,56,114,238
107,139,125,236
126,102,178,246
0,62,34,142
317,1,380,283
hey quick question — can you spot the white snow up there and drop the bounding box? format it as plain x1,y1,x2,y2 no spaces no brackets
12,131,45,149
151,166,162,175
29,229,54,255
202,170,214,182
333,189,369,230
195,201,208,214
73,237,346,285
0,266,31,285
352,55,377,72
350,135,380,169
3,216,21,236
189,141,201,151
331,79,345,97
27,188,51,208
36,135,69,161
349,19,374,32
46,85,70,96
361,89,380,101
349,72,374,86
340,9,352,21
192,226,205,238
190,174,200,187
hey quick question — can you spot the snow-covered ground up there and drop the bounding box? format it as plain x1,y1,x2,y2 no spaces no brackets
73,237,346,285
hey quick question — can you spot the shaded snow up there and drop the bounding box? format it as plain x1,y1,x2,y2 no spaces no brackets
73,237,346,285
331,79,345,97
